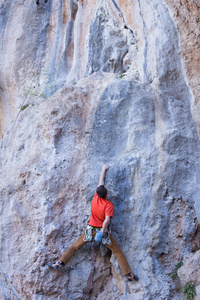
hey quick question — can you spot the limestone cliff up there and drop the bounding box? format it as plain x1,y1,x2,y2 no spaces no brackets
0,0,200,299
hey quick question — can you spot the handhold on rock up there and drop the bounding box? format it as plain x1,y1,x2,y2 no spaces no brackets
36,0,48,5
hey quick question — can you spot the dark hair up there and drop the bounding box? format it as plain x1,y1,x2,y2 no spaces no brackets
96,185,107,199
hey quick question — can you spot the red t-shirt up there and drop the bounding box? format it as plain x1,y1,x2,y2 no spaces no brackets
88,192,113,227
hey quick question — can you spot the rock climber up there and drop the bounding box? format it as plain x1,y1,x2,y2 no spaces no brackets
48,164,139,282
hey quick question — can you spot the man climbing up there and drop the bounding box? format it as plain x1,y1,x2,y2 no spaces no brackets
48,164,139,282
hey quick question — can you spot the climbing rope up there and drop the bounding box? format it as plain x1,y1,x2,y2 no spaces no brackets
88,241,95,300
0,265,20,300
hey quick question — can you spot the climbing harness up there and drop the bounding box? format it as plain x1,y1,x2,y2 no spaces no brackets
83,225,112,246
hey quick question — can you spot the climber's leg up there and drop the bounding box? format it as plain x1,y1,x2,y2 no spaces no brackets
48,230,96,269
105,235,132,276
60,233,89,265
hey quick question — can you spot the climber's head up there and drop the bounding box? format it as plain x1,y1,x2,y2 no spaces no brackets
96,185,108,199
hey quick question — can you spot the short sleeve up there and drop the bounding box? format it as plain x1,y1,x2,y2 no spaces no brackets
105,202,113,218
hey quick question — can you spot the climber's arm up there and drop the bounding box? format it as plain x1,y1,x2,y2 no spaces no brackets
98,164,109,187
101,216,110,233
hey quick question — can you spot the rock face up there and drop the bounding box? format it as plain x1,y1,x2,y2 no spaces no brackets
0,0,200,299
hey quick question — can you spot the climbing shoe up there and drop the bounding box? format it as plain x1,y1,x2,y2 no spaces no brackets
127,273,139,282
36,0,39,5
48,260,64,269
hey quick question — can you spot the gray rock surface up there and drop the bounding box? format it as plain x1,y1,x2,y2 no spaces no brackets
0,0,200,299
